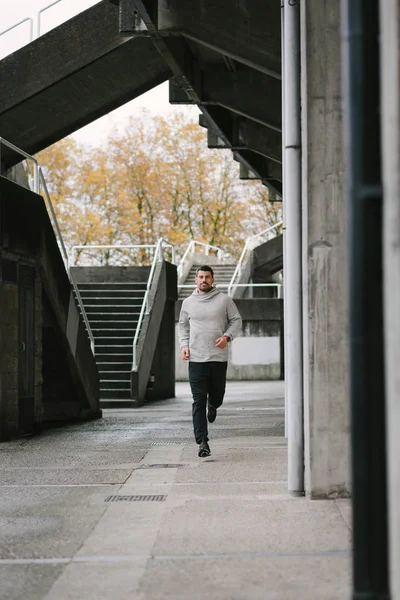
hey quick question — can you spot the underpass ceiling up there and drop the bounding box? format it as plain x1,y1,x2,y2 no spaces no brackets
0,0,282,194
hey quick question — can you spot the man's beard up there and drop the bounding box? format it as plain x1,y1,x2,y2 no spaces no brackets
198,282,211,292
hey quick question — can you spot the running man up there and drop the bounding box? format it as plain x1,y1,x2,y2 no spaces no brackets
178,265,242,457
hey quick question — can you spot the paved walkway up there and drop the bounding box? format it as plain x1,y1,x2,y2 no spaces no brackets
0,381,351,599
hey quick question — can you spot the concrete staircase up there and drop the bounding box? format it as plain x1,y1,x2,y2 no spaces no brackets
179,264,237,299
76,281,147,404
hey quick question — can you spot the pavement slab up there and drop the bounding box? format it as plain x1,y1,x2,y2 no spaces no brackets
138,555,350,600
0,381,352,599
0,565,64,600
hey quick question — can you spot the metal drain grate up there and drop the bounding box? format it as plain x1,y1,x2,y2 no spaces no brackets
140,464,187,469
150,441,188,446
105,495,167,502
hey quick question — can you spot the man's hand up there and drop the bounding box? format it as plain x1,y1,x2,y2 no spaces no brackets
215,336,229,349
181,347,190,360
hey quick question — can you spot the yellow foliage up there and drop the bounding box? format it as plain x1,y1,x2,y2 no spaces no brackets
36,112,282,265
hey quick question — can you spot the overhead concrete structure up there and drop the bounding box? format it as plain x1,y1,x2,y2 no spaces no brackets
0,0,282,195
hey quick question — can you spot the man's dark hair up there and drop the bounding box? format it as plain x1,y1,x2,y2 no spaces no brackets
196,265,214,277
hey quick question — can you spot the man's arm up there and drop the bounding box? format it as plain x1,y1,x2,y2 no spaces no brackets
223,297,242,341
178,303,190,359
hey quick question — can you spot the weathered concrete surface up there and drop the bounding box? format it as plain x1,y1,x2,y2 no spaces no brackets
0,381,350,599
300,0,350,498
379,1,400,596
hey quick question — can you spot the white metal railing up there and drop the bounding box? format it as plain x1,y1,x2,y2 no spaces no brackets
132,238,176,371
0,0,99,59
0,137,95,354
0,18,34,53
177,240,228,279
228,221,283,297
178,282,283,298
70,243,176,267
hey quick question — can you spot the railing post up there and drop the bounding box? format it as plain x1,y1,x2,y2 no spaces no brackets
33,162,40,194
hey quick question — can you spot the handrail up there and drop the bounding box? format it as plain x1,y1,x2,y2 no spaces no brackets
0,137,39,193
228,221,283,297
177,240,227,278
132,238,175,370
0,137,95,354
37,0,64,37
178,282,283,298
0,0,99,58
0,17,34,44
39,169,69,264
70,243,176,266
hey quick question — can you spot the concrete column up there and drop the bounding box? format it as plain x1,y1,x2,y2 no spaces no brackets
379,1,400,596
300,0,350,498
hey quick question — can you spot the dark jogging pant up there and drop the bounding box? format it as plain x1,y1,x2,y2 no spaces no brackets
188,361,228,444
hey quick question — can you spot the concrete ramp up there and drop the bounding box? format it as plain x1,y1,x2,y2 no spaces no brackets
253,233,283,280
0,1,170,161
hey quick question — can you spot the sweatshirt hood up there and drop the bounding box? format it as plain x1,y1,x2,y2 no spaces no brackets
190,286,222,301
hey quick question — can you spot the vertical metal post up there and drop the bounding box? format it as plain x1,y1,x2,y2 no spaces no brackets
283,0,304,495
341,1,390,597
33,162,40,194
281,0,288,438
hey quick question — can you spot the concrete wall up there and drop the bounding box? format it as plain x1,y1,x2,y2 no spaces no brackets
0,252,43,440
379,1,400,596
300,0,350,498
71,266,150,283
175,298,283,381
0,176,101,438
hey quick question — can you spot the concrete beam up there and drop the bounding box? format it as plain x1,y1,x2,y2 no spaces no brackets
199,109,282,163
170,69,281,131
207,130,229,149
238,119,282,163
120,9,283,196
158,0,281,79
237,150,281,183
133,0,281,77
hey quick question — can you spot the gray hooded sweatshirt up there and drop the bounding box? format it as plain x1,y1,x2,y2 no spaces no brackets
178,287,242,363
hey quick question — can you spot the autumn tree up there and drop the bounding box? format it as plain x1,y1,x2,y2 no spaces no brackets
36,111,282,265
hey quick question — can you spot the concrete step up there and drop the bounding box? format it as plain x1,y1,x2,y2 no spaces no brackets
95,346,133,357
88,319,139,328
100,379,131,390
92,329,136,338
78,290,146,299
77,282,147,290
97,361,132,372
85,305,142,314
79,296,145,305
100,389,132,400
99,399,138,408
95,337,134,346
98,370,131,381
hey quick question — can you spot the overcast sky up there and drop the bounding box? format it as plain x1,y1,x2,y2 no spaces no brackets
0,0,198,146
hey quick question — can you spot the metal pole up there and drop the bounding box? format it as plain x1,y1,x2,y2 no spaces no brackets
281,0,288,438
283,0,304,495
341,0,390,597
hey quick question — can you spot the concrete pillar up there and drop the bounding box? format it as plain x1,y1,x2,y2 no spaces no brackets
300,0,350,498
379,1,400,596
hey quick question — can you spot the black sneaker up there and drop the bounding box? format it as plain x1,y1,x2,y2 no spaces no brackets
207,404,217,423
198,440,211,457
